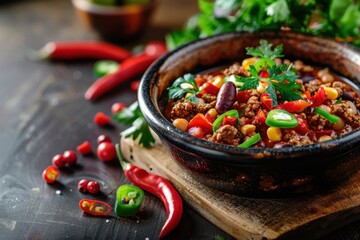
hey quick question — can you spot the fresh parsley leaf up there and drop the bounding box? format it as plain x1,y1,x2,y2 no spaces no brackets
265,83,278,106
168,73,199,99
114,101,155,148
239,77,260,91
246,40,284,59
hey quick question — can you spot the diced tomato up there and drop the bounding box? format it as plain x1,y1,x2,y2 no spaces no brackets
195,75,206,88
94,112,111,126
315,130,334,138
310,87,327,107
254,109,266,124
236,90,251,103
292,115,309,135
187,127,206,138
275,100,311,113
200,82,220,96
77,141,93,155
303,90,311,99
260,93,273,110
259,70,269,78
188,113,213,133
204,113,215,123
221,116,237,127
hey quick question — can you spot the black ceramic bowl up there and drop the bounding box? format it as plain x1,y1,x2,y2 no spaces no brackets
138,31,360,197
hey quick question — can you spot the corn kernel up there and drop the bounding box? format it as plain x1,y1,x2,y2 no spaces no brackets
267,127,282,142
95,207,105,213
211,75,225,88
242,57,258,71
207,108,218,118
241,124,256,135
324,87,339,100
173,118,189,131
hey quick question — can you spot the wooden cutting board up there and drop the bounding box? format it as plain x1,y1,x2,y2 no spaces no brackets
120,136,360,240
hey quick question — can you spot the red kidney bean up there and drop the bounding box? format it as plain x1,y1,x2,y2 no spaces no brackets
215,82,236,114
342,91,354,101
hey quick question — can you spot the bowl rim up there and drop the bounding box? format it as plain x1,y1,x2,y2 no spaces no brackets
139,31,360,164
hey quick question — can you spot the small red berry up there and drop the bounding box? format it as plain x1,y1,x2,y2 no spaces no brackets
42,166,60,184
97,134,112,144
63,150,77,166
52,154,65,168
111,102,125,114
94,112,111,126
97,142,116,161
77,141,93,155
87,181,100,194
78,179,89,193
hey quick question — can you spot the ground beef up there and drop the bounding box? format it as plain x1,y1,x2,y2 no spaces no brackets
245,96,261,118
307,113,331,131
211,125,240,146
283,130,314,146
222,63,249,77
170,100,196,120
196,101,216,114
202,94,217,103
304,79,321,93
333,101,360,128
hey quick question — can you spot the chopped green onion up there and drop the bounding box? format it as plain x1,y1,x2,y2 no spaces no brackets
212,109,239,132
314,107,340,123
238,133,261,148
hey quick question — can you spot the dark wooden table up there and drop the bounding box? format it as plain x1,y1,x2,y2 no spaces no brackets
0,1,359,239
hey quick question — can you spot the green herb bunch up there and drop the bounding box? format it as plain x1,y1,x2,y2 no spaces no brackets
166,0,360,50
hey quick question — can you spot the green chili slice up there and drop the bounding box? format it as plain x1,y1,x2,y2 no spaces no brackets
212,109,239,132
93,60,119,77
238,133,261,148
265,109,298,128
314,107,340,123
115,184,144,217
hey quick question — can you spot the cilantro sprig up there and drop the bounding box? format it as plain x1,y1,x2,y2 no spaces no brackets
246,40,284,59
113,102,155,148
168,73,198,101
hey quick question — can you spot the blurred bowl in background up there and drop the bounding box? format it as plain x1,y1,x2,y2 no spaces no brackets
72,0,157,40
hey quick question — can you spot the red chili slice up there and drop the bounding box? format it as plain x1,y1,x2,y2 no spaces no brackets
187,113,213,134
77,141,93,155
310,87,327,107
260,93,273,110
79,199,112,216
221,116,237,127
275,100,311,113
236,90,251,103
42,166,60,184
200,82,220,96
94,112,111,126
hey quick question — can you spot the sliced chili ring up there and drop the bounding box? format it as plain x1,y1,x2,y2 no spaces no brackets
79,199,112,216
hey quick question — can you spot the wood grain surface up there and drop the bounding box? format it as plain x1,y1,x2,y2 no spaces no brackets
0,0,360,240
120,136,360,240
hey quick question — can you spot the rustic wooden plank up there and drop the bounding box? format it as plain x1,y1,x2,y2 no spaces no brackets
121,136,360,240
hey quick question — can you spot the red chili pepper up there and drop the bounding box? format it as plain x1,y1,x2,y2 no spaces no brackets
42,166,60,184
204,113,215,123
275,100,311,113
199,82,220,96
187,113,213,134
94,112,111,126
116,145,183,238
221,115,237,127
77,141,93,155
187,126,207,138
310,87,327,107
236,90,251,103
36,42,131,62
85,42,167,101
260,93,273,110
315,130,334,138
254,109,266,123
79,199,112,216
292,114,309,135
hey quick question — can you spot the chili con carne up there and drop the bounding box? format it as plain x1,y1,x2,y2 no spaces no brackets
35,41,131,62
115,144,183,238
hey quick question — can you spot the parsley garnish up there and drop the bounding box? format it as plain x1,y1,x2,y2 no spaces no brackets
246,40,284,59
113,102,155,148
168,73,198,100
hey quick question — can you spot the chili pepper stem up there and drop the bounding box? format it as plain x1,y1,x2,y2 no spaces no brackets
115,144,131,171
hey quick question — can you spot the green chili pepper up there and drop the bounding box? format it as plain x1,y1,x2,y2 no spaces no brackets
93,60,119,77
212,109,239,132
238,133,261,148
115,184,144,217
254,57,275,72
265,109,298,128
314,107,340,123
